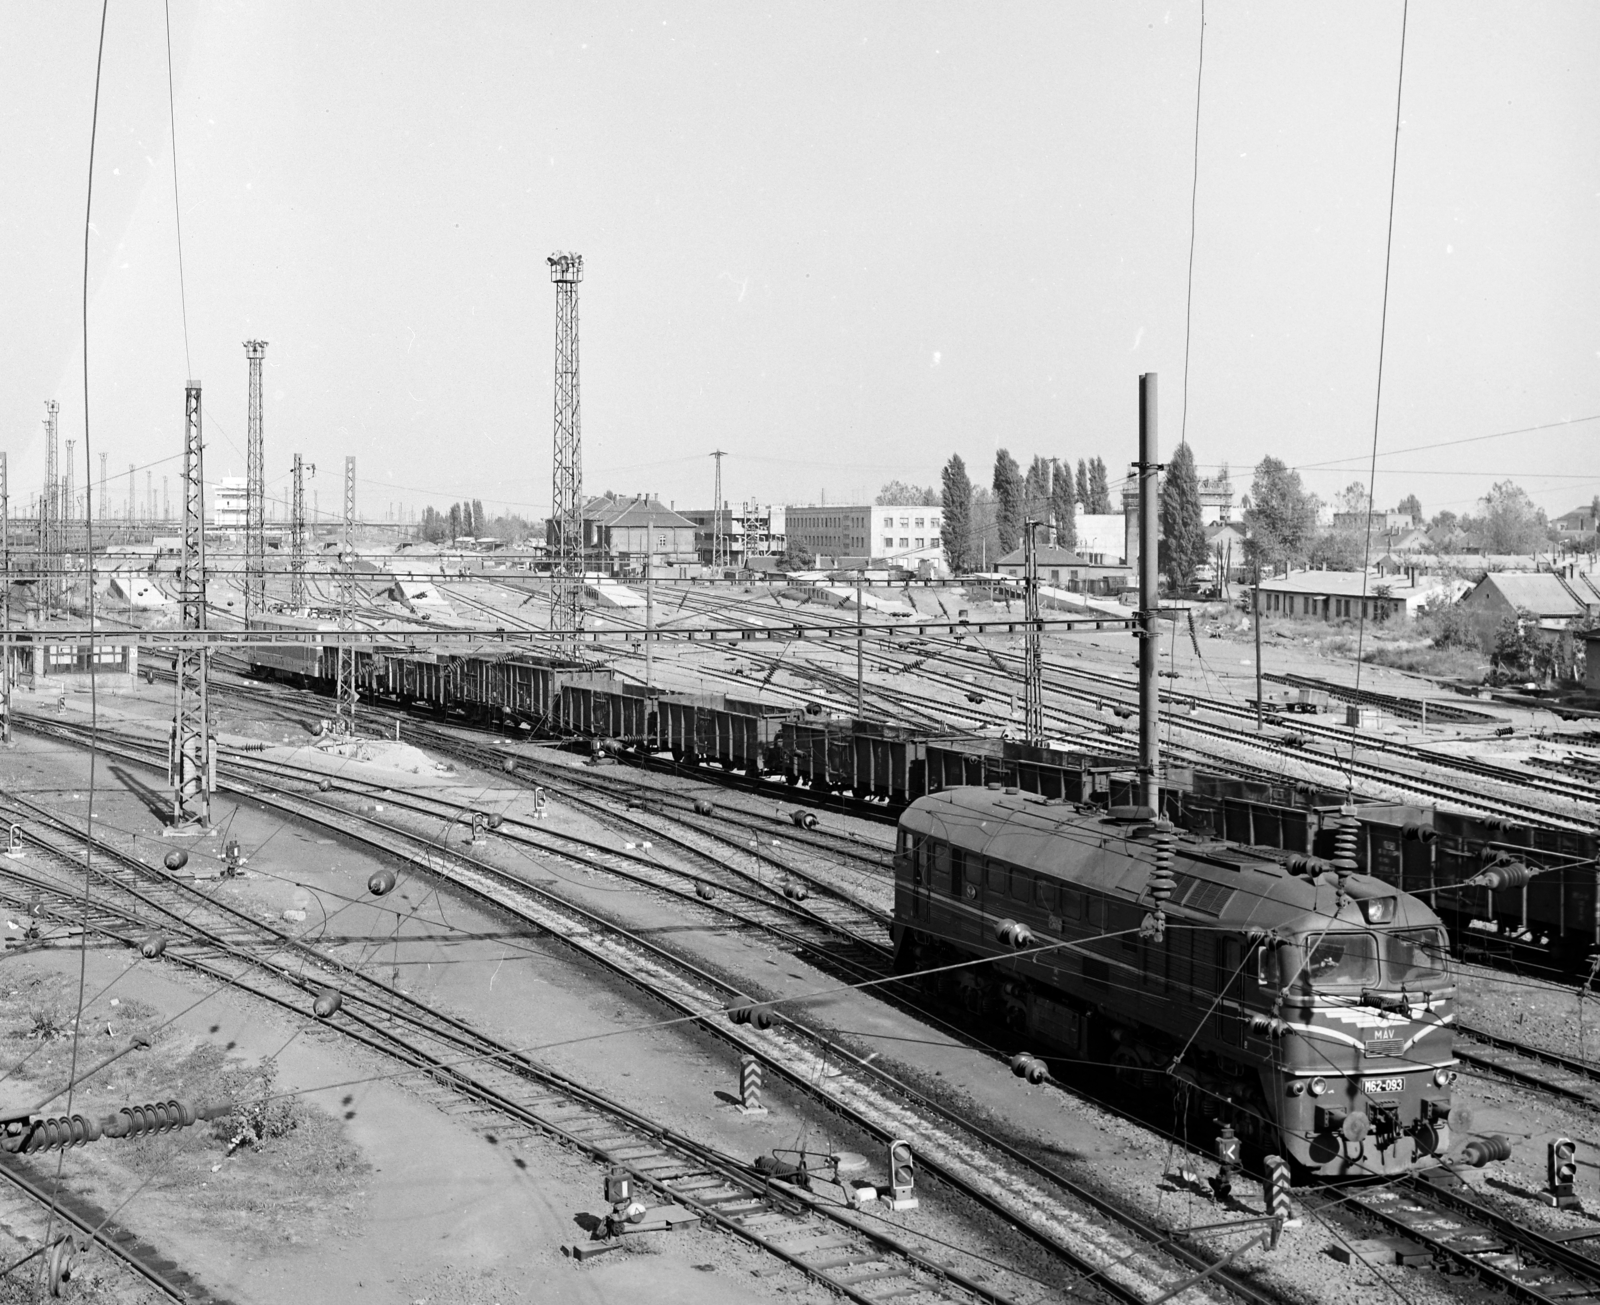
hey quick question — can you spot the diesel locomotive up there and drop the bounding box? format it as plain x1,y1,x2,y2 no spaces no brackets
892,783,1466,1177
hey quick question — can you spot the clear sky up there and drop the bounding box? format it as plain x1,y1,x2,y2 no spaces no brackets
2,1,1596,524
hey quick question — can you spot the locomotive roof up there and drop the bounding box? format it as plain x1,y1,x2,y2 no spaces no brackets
902,787,1442,936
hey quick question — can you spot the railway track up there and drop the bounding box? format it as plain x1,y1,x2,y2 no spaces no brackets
12,711,1281,1305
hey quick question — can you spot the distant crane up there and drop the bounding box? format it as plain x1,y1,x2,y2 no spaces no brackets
548,252,584,650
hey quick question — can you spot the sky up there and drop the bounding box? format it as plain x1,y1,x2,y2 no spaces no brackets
2,1,1596,526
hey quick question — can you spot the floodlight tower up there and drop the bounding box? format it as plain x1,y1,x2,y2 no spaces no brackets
547,251,584,649
244,340,268,619
333,456,357,736
170,381,212,831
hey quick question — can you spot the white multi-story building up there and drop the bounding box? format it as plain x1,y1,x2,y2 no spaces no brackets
213,476,248,531
784,504,946,571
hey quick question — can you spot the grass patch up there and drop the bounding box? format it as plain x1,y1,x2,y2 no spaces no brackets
1361,641,1488,681
0,965,368,1254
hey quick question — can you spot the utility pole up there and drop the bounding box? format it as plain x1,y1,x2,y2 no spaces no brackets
548,251,584,649
1023,518,1043,744
98,452,107,523
170,381,212,831
244,340,268,620
1,452,10,744
332,457,358,736
290,454,309,611
710,450,727,571
146,471,153,523
1136,373,1162,812
127,464,134,524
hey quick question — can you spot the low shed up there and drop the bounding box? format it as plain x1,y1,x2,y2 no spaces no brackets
12,633,141,694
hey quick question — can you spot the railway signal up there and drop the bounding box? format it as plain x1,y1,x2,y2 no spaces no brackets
1545,1137,1581,1210
886,1140,918,1210
3,824,22,859
1209,1124,1241,1200
223,839,241,877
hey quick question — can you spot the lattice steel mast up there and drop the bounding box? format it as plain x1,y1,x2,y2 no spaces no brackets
289,454,308,610
333,456,357,736
42,401,58,614
244,340,268,619
548,252,584,648
709,450,727,570
1022,518,1043,744
63,440,75,606
169,381,212,830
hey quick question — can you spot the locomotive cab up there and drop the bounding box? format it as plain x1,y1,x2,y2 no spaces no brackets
1265,880,1462,1176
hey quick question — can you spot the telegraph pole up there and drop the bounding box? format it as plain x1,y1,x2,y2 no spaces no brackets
170,381,212,831
1136,373,1162,812
548,252,584,649
333,456,357,736
1023,518,1043,744
244,340,268,619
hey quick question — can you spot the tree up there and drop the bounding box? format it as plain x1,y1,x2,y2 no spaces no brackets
1243,457,1317,569
992,449,1023,556
1087,457,1112,513
939,455,973,573
1428,509,1458,534
1023,456,1052,526
1159,443,1206,591
1076,458,1090,508
472,500,486,536
1307,529,1366,571
1050,459,1076,552
1397,493,1422,524
1336,481,1371,518
447,502,463,539
1479,480,1548,554
877,480,938,506
778,539,816,571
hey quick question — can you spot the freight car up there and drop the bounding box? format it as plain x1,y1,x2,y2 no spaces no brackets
894,785,1464,1177
1170,772,1600,973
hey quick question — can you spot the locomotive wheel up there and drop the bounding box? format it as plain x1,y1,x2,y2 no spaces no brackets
1110,1047,1158,1095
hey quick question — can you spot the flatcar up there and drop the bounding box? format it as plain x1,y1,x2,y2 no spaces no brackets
894,784,1464,1177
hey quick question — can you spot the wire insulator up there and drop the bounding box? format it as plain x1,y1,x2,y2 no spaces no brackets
103,1099,198,1140
8,1113,102,1154
1147,818,1177,907
1331,804,1359,906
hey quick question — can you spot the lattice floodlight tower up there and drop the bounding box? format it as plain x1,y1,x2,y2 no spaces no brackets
548,251,584,650
333,456,357,736
169,381,213,831
244,340,268,619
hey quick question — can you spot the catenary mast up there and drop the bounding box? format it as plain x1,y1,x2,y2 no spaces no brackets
548,252,584,650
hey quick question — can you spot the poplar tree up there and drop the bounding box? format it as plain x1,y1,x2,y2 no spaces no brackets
1051,460,1077,552
1076,458,1090,508
939,454,973,573
1159,442,1206,591
993,449,1023,556
1023,456,1052,526
1088,457,1112,513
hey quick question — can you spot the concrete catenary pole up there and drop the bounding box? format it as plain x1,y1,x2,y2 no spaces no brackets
1137,373,1161,812
244,340,268,619
170,380,212,831
547,252,584,650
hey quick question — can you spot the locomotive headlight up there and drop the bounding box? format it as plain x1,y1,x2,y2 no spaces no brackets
1308,1076,1328,1097
1360,897,1397,924
1433,1068,1457,1088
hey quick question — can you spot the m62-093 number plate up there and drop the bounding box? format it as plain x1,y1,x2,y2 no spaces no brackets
1364,1077,1405,1095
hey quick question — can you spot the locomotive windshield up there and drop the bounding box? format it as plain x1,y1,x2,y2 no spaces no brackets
1303,933,1379,987
1385,927,1449,985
